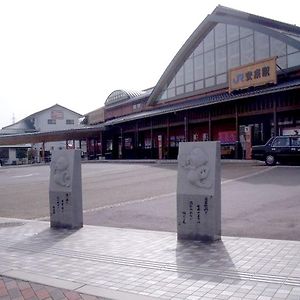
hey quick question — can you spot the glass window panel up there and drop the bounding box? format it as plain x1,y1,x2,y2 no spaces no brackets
185,83,194,93
205,77,215,88
195,80,204,90
184,58,194,83
272,137,289,147
240,26,253,38
194,54,204,81
66,119,74,125
48,119,56,124
167,88,175,98
194,41,204,55
277,55,287,69
176,86,184,95
227,24,239,43
241,36,254,65
216,46,227,74
270,37,286,57
288,45,298,54
204,50,215,77
160,90,167,100
169,77,175,88
227,41,240,69
288,51,300,68
215,23,226,47
254,31,269,60
216,73,227,84
276,56,287,69
204,30,214,52
175,66,184,86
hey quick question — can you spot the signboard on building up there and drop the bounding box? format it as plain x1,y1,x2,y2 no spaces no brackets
51,110,64,120
218,131,236,143
229,57,277,93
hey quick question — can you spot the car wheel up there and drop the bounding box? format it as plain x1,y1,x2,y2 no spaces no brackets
265,154,276,166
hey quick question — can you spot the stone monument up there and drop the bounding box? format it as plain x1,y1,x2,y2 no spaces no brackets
49,149,83,229
177,142,221,241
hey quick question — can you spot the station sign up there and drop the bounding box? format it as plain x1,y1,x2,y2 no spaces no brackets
229,57,277,93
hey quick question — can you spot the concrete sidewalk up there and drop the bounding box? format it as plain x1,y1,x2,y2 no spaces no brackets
0,218,300,300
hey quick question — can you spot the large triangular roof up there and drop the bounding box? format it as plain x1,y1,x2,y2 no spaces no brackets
147,5,300,105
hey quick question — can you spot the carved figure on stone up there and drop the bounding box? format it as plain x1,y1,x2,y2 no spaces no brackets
180,148,212,189
53,156,71,187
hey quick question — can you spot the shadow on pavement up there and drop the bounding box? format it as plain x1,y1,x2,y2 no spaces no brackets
176,239,241,282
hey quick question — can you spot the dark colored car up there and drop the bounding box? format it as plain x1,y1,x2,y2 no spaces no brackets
252,135,300,166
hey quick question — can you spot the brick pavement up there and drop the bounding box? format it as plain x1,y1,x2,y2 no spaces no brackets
0,276,109,300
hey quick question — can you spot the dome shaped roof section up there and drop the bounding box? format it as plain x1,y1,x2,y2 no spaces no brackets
105,89,144,106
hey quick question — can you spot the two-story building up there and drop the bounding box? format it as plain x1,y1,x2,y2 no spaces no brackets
0,104,83,164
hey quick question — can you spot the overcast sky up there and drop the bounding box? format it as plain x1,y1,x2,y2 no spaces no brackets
1,0,299,128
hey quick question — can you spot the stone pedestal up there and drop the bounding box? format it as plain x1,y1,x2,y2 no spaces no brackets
177,142,221,241
49,150,83,229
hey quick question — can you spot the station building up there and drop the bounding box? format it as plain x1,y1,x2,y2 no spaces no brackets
1,6,300,161
85,6,300,160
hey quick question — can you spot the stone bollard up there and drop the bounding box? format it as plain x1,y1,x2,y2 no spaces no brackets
177,142,221,242
49,150,83,229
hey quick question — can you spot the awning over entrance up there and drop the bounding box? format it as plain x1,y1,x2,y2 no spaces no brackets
0,125,105,146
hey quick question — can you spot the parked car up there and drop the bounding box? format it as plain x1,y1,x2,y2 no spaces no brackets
252,135,300,165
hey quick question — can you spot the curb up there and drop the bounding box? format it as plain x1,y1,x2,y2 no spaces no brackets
0,159,264,168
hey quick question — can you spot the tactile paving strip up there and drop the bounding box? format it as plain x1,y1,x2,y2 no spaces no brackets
1,220,300,299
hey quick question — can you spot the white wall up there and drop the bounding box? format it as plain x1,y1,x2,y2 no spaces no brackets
31,105,83,152
33,105,82,132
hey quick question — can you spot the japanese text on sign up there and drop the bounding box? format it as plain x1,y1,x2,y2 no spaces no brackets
179,196,212,226
229,57,277,93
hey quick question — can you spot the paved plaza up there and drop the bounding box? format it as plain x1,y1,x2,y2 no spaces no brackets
0,218,300,300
